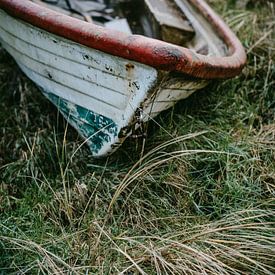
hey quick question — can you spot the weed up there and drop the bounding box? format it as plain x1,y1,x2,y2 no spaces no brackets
0,0,274,274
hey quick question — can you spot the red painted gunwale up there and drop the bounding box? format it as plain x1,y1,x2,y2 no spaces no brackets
0,0,246,79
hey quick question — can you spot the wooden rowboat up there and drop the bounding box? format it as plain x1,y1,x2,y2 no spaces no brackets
0,0,246,157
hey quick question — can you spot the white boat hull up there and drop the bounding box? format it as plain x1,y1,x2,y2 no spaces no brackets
0,9,207,156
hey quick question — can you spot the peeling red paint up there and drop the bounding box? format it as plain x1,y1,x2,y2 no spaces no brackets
0,0,246,79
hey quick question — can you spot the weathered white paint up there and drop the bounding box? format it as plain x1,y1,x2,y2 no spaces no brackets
0,9,158,129
142,78,208,121
0,27,134,96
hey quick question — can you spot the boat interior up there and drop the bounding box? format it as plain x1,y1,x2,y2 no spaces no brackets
30,0,228,57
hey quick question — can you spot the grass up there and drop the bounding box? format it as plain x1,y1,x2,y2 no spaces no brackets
0,0,274,274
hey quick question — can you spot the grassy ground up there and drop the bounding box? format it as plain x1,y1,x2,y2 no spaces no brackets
0,0,274,274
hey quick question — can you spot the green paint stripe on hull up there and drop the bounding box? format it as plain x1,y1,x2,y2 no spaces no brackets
41,90,119,156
